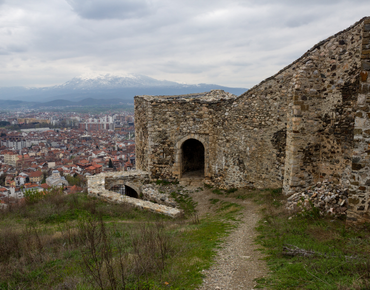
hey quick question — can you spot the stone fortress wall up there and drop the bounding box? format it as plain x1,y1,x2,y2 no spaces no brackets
135,17,370,223
348,18,370,223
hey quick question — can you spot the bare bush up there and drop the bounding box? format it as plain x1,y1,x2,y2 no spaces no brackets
0,228,22,264
78,216,120,289
78,217,174,289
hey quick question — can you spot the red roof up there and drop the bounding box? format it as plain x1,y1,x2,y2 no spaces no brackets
28,171,43,178
40,183,50,189
24,183,38,188
66,185,83,194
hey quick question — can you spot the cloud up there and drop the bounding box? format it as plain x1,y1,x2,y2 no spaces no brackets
66,0,152,20
0,0,370,89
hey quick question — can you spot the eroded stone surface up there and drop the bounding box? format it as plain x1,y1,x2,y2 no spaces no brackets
87,171,182,218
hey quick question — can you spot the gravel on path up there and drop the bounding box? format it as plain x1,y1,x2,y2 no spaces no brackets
188,187,268,290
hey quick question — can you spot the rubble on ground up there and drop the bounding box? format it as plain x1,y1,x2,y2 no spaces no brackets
286,180,348,217
141,184,178,208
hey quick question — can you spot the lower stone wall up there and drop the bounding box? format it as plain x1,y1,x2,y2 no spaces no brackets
87,171,182,218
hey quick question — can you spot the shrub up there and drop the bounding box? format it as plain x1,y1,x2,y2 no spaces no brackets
23,188,45,204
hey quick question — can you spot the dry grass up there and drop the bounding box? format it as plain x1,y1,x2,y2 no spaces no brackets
0,188,245,289
306,226,340,242
241,188,370,289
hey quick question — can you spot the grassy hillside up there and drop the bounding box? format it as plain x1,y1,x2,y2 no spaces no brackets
230,189,370,290
0,187,241,290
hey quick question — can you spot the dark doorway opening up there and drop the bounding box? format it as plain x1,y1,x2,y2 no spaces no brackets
125,185,139,198
182,139,204,177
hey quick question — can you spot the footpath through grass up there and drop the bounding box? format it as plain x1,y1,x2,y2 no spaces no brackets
232,188,370,290
0,188,242,290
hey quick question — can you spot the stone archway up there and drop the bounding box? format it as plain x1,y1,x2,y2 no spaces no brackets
125,185,139,198
181,139,204,177
106,180,141,198
174,134,209,179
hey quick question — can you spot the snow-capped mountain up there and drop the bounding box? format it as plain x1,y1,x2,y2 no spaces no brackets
0,74,248,103
56,74,180,90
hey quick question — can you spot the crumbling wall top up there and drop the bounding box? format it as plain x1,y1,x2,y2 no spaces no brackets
135,89,237,103
239,16,370,99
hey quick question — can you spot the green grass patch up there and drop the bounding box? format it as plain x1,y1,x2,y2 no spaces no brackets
242,188,370,290
204,183,213,189
0,190,242,290
170,192,197,217
209,198,220,204
211,189,223,195
225,188,237,195
217,201,242,221
156,179,171,185
211,187,238,196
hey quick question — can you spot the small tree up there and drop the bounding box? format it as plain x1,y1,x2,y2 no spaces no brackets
41,172,47,184
24,188,44,204
108,159,113,168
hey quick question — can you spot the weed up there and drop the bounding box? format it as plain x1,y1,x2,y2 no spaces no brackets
191,213,200,224
204,183,213,189
155,179,170,185
225,188,237,195
212,189,223,195
209,198,220,205
170,192,197,216
298,199,322,219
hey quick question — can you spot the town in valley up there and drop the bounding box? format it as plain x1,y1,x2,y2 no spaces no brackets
0,109,136,204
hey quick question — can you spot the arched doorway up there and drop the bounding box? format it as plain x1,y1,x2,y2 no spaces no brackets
125,185,139,198
181,138,204,177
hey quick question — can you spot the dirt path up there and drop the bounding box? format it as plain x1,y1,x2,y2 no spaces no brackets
187,185,268,290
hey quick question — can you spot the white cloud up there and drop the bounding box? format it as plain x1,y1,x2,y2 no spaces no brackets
0,0,369,89
66,0,153,20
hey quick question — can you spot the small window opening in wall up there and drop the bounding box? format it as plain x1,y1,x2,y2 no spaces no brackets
125,185,139,198
181,138,204,178
110,184,124,195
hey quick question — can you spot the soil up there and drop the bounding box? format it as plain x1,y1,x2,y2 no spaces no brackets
183,181,268,290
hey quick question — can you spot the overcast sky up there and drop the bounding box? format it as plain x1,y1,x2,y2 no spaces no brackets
0,0,369,88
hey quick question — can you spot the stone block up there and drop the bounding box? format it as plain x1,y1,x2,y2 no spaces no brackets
361,71,369,82
358,94,367,105
362,61,370,71
361,84,370,94
352,163,364,170
349,197,360,205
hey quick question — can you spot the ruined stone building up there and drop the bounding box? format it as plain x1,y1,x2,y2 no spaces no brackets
134,17,370,223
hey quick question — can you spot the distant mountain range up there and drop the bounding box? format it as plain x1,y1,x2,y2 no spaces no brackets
0,74,247,109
